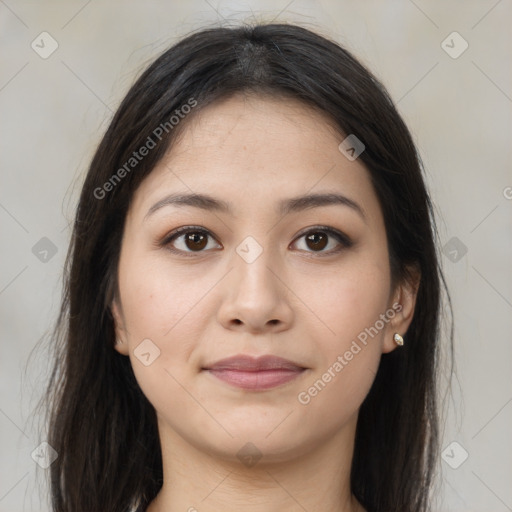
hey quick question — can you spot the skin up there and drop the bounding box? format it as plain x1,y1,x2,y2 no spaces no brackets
111,93,419,512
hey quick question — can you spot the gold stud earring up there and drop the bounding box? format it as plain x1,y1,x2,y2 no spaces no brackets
393,333,404,346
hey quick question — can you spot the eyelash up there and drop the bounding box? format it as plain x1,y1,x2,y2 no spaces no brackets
160,225,353,258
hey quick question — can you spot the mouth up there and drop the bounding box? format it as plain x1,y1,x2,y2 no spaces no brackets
202,354,308,391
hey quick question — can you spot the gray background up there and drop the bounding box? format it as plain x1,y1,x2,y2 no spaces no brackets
1,1,511,511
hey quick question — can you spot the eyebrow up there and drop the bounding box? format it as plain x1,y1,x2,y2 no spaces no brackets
144,192,366,221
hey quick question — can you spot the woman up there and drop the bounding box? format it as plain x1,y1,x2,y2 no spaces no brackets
41,22,450,512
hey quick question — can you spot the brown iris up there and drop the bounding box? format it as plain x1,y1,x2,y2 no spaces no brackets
185,232,208,251
305,232,328,251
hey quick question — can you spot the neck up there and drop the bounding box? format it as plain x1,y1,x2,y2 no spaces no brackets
146,413,366,512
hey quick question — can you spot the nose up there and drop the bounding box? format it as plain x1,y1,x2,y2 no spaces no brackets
216,245,294,334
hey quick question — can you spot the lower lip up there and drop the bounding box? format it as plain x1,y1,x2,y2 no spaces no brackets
205,368,305,390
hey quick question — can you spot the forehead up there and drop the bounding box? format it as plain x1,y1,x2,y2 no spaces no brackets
180,93,342,155
128,93,379,222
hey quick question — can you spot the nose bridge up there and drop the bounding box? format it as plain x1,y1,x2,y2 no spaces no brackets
232,235,281,302
217,234,292,331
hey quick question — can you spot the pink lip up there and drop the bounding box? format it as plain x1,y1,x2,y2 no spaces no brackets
202,354,307,390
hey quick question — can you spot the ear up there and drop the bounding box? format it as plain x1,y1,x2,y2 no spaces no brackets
382,265,421,354
111,297,129,356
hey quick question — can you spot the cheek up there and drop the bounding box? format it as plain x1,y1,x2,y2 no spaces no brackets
118,252,210,415
117,248,211,386
298,252,391,347
292,256,391,416
118,246,204,338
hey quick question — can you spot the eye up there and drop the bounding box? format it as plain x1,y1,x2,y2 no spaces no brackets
291,226,352,256
161,226,221,256
160,225,352,257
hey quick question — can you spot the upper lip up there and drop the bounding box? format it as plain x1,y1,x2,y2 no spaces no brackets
203,354,306,372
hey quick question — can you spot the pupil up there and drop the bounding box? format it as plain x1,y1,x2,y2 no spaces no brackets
307,232,327,251
187,233,207,251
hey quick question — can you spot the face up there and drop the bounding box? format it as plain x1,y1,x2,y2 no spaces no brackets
111,93,417,464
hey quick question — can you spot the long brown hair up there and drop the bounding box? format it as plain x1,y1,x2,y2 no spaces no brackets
36,22,452,512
